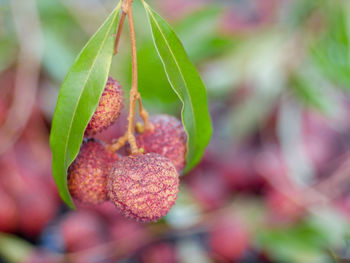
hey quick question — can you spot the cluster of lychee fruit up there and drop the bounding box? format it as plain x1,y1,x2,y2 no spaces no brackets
67,77,187,222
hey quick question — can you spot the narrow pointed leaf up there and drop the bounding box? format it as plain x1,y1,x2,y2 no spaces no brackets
143,2,212,173
49,3,121,208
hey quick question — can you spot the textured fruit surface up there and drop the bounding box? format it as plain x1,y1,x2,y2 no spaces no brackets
136,115,187,172
107,153,179,222
85,77,123,136
68,139,118,205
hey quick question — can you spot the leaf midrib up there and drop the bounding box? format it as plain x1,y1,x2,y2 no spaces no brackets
145,4,198,143
62,10,118,170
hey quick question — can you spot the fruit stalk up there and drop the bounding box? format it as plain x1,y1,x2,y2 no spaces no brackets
125,0,139,154
109,0,151,154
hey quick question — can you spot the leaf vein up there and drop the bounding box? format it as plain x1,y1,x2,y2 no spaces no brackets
145,4,198,139
62,10,118,169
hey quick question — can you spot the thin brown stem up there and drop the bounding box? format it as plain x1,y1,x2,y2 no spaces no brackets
107,0,152,153
114,11,126,55
106,133,128,152
137,93,152,130
125,0,139,154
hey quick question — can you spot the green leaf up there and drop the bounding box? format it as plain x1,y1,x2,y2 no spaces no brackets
49,3,121,208
311,2,350,89
0,233,33,263
256,219,333,263
143,2,212,173
289,74,333,113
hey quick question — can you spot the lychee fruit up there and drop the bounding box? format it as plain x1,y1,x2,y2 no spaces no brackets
25,250,60,263
209,216,249,262
107,153,179,222
0,188,18,233
68,139,118,205
17,190,57,237
85,77,123,136
60,211,105,252
266,189,304,224
141,242,177,263
136,115,187,172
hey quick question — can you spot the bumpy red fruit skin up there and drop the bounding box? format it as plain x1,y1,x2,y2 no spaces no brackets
85,77,123,136
68,139,118,205
107,153,179,222
136,115,187,172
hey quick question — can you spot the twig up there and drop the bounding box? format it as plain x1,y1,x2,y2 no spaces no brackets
124,0,139,155
108,0,151,154
137,93,152,130
114,12,126,55
106,133,128,152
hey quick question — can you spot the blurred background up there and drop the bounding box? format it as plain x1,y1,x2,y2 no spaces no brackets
1,0,350,262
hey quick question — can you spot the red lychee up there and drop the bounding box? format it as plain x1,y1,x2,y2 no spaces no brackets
107,153,179,222
136,115,187,172
68,139,118,205
85,77,123,136
141,242,177,263
209,216,249,262
60,211,105,252
266,189,304,224
0,188,18,232
25,250,60,263
17,190,57,237
109,219,150,252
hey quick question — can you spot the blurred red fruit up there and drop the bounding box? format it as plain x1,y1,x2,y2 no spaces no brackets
25,250,60,263
254,145,289,187
302,111,343,176
220,0,277,34
77,201,123,223
60,211,105,252
0,187,18,232
153,0,204,20
141,243,177,263
266,189,304,224
109,219,149,253
187,168,230,210
209,216,249,262
219,147,265,192
17,189,57,237
335,196,350,220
